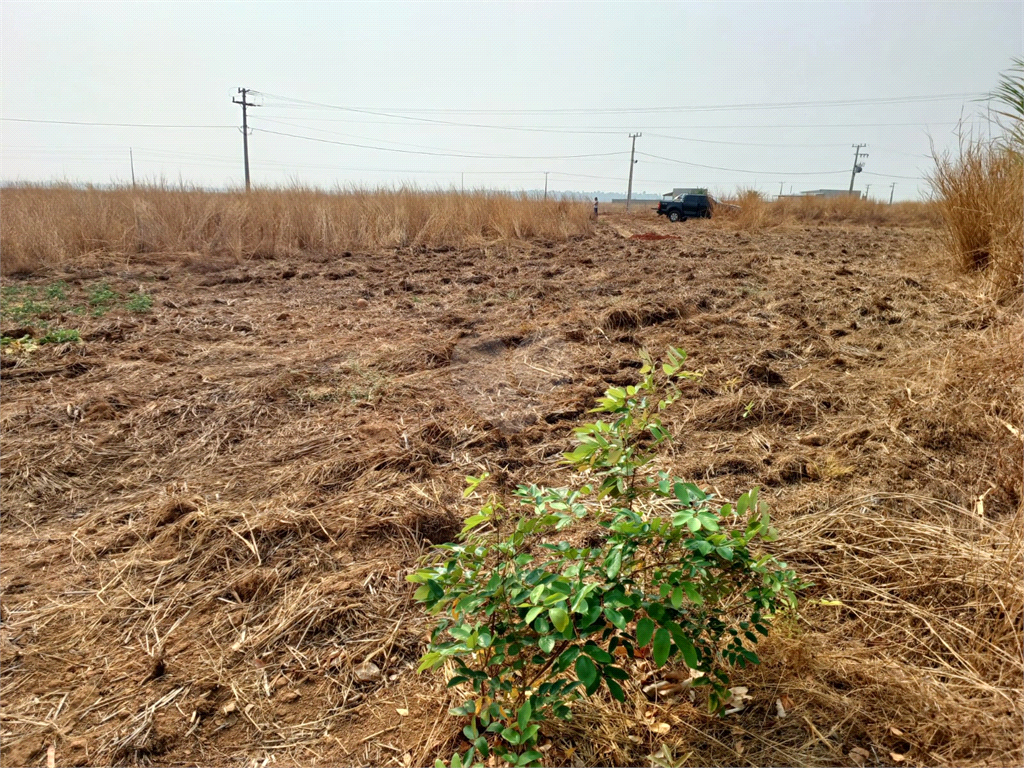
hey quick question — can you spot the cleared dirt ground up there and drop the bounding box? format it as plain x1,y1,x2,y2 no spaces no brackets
1,214,1021,767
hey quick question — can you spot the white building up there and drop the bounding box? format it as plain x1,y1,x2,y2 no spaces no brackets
799,189,862,199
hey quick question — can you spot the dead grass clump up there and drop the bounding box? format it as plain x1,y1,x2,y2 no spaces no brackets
891,315,1024,516
713,190,941,231
401,508,463,546
0,184,595,274
929,137,1023,300
692,389,826,430
228,567,282,602
600,302,688,332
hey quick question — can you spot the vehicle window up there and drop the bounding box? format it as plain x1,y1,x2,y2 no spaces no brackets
684,195,701,205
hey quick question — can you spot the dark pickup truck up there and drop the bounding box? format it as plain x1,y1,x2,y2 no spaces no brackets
654,194,713,222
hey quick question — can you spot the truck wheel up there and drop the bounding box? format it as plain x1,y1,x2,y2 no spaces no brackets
668,210,681,222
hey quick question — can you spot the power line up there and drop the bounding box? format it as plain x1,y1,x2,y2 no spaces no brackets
254,116,559,155
252,90,981,115
646,132,848,148
253,126,629,160
250,90,975,136
862,170,926,180
635,151,848,176
1,117,234,128
254,114,962,131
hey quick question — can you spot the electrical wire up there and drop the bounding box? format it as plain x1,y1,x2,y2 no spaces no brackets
254,116,559,155
861,170,927,180
253,126,629,160
254,114,962,130
635,151,849,176
252,90,981,115
250,90,976,136
1,117,234,128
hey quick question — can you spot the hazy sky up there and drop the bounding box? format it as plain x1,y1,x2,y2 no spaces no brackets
2,1,1021,199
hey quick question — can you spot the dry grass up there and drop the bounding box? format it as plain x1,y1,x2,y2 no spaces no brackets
712,190,942,230
0,185,593,275
929,137,1024,300
599,194,941,230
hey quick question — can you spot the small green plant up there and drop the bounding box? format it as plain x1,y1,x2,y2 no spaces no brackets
124,292,154,313
410,348,805,767
45,281,69,302
88,283,118,315
39,328,81,344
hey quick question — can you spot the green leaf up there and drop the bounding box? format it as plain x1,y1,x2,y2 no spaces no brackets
538,635,556,654
549,607,569,633
671,629,699,669
452,751,463,768
636,617,655,647
716,546,734,561
517,751,543,766
670,587,683,609
500,728,521,746
575,655,598,688
697,512,720,531
653,628,671,667
681,582,704,606
461,513,490,533
605,547,623,578
524,605,545,625
517,699,533,731
583,643,613,664
604,607,626,629
606,678,626,702
556,646,581,671
417,651,443,673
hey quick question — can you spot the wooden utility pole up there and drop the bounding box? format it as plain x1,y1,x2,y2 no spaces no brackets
130,148,136,189
625,133,641,211
848,144,867,193
889,183,896,205
544,172,549,200
233,88,258,191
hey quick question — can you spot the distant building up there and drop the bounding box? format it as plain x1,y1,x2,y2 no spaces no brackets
799,189,862,199
665,187,707,198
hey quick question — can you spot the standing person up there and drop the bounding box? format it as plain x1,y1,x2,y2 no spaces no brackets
593,197,599,219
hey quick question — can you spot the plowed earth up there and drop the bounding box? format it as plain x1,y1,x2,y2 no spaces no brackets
2,215,1020,767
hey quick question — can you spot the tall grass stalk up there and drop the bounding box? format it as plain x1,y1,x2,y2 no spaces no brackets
0,185,594,275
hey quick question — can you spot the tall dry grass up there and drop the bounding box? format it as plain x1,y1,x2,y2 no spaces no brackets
712,190,942,230
930,138,1023,300
0,184,594,275
929,60,1024,302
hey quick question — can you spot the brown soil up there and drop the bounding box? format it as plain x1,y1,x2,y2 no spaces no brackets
1,215,1020,767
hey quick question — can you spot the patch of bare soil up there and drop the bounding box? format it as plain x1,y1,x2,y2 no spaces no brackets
1,216,1020,767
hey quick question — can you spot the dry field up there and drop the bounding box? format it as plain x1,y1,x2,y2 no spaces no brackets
1,192,1021,768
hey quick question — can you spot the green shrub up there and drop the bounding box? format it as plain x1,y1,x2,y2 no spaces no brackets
410,349,805,768
124,292,154,313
